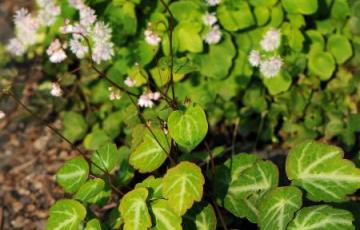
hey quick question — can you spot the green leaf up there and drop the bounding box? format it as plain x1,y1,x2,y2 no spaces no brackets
213,154,260,222
194,33,236,79
230,161,279,199
327,34,353,64
46,199,86,230
74,178,105,202
249,0,278,7
282,0,318,15
56,156,89,193
151,200,182,230
62,112,88,143
129,127,170,173
287,205,355,230
286,140,360,202
263,71,292,95
168,104,208,152
217,0,255,31
259,186,303,230
175,22,203,53
169,1,203,22
183,202,217,230
83,130,111,151
163,161,205,216
115,146,135,186
119,188,152,230
308,51,336,80
91,143,121,175
85,218,102,230
135,176,163,199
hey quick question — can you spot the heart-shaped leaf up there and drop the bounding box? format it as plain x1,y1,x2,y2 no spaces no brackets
135,176,163,200
287,205,355,230
259,186,303,230
129,127,170,173
74,178,105,203
56,156,89,193
151,200,182,230
91,143,122,175
168,104,208,152
163,161,205,216
286,140,360,202
119,188,152,230
183,202,217,230
85,218,102,230
217,0,255,31
327,34,353,64
46,199,86,230
282,0,318,15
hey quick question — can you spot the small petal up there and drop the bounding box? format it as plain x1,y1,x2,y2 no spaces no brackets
204,25,222,44
260,28,281,52
203,12,217,26
144,29,161,46
260,56,283,78
248,50,261,67
124,77,136,87
50,82,63,97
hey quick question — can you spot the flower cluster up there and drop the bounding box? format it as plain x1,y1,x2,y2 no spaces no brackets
108,87,122,101
203,12,222,45
50,82,63,97
138,91,161,108
51,0,114,64
144,23,161,46
6,0,61,56
248,28,283,78
124,77,136,87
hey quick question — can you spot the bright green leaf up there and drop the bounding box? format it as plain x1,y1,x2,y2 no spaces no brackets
163,161,205,216
327,34,353,64
175,22,203,53
135,176,163,199
282,0,318,15
259,186,303,230
151,200,182,230
286,140,360,202
85,218,102,230
168,104,208,152
183,202,217,230
74,178,105,202
308,51,336,80
263,71,292,95
56,156,89,193
287,205,355,230
91,143,121,175
62,112,88,143
217,0,255,31
119,188,152,230
46,199,86,230
129,127,170,173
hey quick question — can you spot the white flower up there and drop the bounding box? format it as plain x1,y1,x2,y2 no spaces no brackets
13,8,40,46
203,12,217,26
108,87,121,100
148,92,161,101
138,94,154,108
0,110,5,120
206,0,221,6
248,50,261,67
144,29,161,46
69,37,88,58
93,22,112,41
50,82,63,97
260,28,281,52
47,39,67,63
6,38,26,56
92,40,114,64
260,56,283,78
60,21,85,34
124,77,136,87
37,0,61,26
79,6,96,27
204,25,222,44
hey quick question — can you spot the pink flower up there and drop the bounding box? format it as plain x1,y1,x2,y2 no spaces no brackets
47,39,67,63
204,25,222,44
50,82,63,97
124,77,136,87
144,29,161,46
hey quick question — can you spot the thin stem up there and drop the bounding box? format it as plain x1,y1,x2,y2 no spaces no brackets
159,0,176,106
5,90,124,196
212,201,228,230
